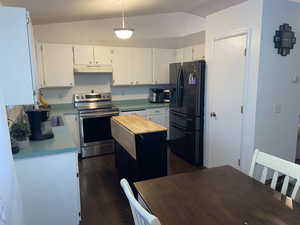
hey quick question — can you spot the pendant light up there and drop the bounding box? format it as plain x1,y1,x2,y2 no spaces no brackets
114,0,134,39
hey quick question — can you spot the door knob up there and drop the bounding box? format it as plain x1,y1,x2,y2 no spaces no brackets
210,112,217,118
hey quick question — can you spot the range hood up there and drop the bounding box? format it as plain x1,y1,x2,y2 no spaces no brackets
74,64,113,74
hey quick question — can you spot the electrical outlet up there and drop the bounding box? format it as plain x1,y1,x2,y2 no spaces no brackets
273,104,282,114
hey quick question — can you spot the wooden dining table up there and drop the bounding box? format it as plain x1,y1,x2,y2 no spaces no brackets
134,166,300,225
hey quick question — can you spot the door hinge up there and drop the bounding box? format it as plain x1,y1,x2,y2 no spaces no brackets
244,48,247,56
238,159,241,167
76,172,79,178
241,105,244,114
26,16,30,24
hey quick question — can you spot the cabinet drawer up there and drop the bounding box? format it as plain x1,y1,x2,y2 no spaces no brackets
111,119,136,159
147,108,166,115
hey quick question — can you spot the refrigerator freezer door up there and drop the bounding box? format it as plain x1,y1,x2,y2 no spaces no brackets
169,122,203,165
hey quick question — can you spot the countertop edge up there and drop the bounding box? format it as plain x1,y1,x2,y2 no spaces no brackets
13,146,80,160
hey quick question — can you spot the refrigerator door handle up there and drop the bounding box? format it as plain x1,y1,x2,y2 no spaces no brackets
176,68,181,107
178,68,184,107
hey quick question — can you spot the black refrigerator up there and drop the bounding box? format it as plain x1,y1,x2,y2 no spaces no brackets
169,60,206,166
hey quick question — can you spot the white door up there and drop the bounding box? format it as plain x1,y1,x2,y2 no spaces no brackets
112,47,134,85
41,44,74,87
209,34,247,170
93,46,113,65
73,45,94,65
153,49,176,84
133,48,153,85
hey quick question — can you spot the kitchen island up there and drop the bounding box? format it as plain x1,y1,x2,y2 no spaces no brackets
111,114,168,183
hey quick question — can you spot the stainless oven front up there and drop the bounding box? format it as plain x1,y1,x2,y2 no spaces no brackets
79,110,119,158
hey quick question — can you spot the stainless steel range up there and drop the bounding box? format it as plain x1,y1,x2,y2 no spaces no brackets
74,91,119,158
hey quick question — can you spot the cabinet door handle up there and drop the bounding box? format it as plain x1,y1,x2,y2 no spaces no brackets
96,61,99,64
89,61,92,64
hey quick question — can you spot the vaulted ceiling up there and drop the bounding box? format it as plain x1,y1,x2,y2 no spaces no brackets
2,0,246,24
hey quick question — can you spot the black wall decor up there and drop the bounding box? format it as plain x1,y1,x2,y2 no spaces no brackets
274,23,296,56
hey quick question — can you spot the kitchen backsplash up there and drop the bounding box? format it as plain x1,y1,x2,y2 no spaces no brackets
6,106,24,127
42,74,168,104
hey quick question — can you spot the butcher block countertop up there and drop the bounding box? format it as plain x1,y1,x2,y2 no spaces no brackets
111,114,167,135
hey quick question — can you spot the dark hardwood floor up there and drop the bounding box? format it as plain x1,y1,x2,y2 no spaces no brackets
79,150,199,225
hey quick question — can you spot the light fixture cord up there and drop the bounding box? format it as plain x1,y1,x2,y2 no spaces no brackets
122,0,125,28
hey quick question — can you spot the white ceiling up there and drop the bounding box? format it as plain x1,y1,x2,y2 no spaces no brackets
1,0,246,24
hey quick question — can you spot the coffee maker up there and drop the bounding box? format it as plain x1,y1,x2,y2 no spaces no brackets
26,109,54,141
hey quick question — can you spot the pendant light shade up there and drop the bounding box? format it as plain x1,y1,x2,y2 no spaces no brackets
114,0,134,40
114,28,134,39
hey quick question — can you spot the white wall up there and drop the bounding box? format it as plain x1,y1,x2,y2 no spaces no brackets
205,0,263,173
254,0,300,162
0,92,24,225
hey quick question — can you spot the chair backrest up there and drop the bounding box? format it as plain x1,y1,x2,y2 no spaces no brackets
120,179,161,225
249,149,300,200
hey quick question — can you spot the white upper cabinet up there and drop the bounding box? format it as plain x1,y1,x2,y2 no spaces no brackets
112,47,134,85
176,48,183,63
39,43,74,88
183,46,193,62
192,44,205,60
73,45,113,65
93,46,113,65
0,7,37,105
133,48,153,85
73,45,94,65
175,45,205,63
153,49,176,84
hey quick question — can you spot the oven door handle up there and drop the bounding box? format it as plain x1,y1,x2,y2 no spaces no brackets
80,112,119,119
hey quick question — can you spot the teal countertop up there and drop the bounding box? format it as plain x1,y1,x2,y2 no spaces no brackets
49,99,169,114
13,126,79,160
13,99,167,160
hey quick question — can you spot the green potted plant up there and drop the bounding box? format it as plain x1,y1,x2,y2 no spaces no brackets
10,121,31,149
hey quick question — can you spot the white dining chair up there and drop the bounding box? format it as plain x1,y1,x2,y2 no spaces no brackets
249,149,300,200
120,179,161,225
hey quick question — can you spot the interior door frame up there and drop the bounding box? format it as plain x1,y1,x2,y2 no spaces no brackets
205,28,251,170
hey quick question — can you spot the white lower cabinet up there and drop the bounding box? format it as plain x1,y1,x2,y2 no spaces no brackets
120,107,170,138
15,152,81,225
147,108,169,139
120,110,148,118
64,114,80,147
